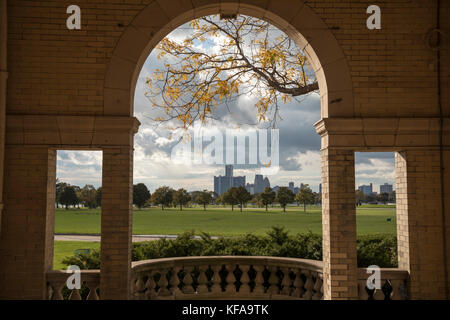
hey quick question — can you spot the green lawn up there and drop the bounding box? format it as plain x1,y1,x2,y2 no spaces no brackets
54,205,396,236
53,205,396,270
53,241,100,270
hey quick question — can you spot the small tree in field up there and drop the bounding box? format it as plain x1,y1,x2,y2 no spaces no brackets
295,184,315,212
151,186,174,210
260,187,276,212
79,184,98,209
276,187,295,213
95,187,102,208
233,186,252,212
133,183,151,209
59,185,79,210
222,187,239,211
173,188,191,211
197,190,212,211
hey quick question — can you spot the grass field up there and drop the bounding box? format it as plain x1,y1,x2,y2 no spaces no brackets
53,205,396,270
55,205,396,236
53,241,100,270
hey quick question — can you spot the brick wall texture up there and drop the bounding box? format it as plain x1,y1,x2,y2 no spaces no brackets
0,0,449,299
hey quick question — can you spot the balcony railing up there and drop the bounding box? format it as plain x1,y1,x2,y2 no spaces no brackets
357,268,409,300
131,256,324,300
45,257,409,300
46,270,100,300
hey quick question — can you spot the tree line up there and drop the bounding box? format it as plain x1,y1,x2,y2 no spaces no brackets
355,190,396,206
56,180,320,212
134,183,319,213
56,179,101,209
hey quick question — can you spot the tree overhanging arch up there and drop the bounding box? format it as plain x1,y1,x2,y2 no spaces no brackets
104,0,354,119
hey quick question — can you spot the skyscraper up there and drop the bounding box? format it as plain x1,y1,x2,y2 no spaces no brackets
358,183,373,195
288,182,294,193
213,165,245,195
380,183,393,194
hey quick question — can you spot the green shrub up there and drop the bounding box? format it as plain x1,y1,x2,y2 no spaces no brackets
60,227,397,270
357,234,397,268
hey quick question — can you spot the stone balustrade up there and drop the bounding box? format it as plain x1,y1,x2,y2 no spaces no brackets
46,270,100,300
45,258,409,300
130,256,324,300
357,268,409,300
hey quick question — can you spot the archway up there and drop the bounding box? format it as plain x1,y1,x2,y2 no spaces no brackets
102,0,356,300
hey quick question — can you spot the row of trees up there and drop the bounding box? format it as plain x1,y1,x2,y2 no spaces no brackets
56,179,101,209
355,190,396,205
133,184,216,211
57,179,319,212
217,184,318,213
136,183,320,212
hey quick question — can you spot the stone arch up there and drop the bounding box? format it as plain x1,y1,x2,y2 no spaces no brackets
103,0,354,119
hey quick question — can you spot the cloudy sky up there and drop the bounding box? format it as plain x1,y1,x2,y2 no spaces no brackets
57,17,395,194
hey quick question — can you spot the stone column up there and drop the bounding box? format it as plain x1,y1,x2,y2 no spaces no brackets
100,146,134,299
0,146,56,299
321,148,358,299
395,150,448,299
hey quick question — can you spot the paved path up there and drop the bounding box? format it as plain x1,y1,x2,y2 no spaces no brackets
54,234,217,242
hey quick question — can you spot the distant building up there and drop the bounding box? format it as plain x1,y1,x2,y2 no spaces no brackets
294,187,299,194
380,183,393,194
358,183,373,195
213,165,245,195
233,176,246,188
288,182,294,193
245,183,254,194
319,183,322,194
255,174,270,194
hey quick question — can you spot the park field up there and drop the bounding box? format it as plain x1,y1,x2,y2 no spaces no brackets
53,205,396,269
54,205,396,236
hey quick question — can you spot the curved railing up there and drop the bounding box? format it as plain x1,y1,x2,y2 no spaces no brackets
130,256,324,300
45,258,409,300
46,270,100,300
357,268,409,300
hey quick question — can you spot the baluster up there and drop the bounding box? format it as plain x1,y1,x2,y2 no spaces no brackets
50,282,65,300
182,266,195,294
390,279,406,300
292,269,304,298
372,280,387,300
357,280,369,300
145,272,157,300
267,266,279,296
239,265,251,295
86,280,100,300
302,270,314,300
312,274,323,300
170,267,182,297
157,269,171,297
135,276,146,299
225,264,236,294
210,265,222,294
197,265,209,294
280,268,291,296
68,288,82,300
253,265,265,295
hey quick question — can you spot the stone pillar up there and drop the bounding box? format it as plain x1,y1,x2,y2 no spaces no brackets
100,146,134,299
0,146,56,299
395,150,448,299
321,148,358,300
